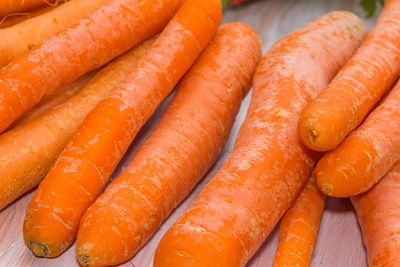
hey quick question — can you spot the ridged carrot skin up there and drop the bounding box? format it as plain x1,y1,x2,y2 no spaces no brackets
0,0,108,66
154,11,366,267
299,0,400,151
316,79,400,197
351,163,400,267
24,0,221,258
0,37,155,211
75,22,261,267
273,175,325,267
0,0,182,134
0,0,46,17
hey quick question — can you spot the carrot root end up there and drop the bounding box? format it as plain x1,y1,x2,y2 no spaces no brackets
77,254,93,267
319,183,332,195
27,241,49,257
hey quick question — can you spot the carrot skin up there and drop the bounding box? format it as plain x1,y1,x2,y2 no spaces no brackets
351,163,400,267
0,0,182,133
316,78,400,197
154,11,366,267
23,0,221,258
299,0,400,151
0,0,46,17
0,37,155,211
0,0,109,66
75,22,261,267
273,175,325,267
0,4,54,29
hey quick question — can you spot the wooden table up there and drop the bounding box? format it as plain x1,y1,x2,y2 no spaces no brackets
0,0,381,266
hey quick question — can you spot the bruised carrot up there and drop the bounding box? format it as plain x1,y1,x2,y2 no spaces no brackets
75,22,261,267
23,0,222,258
0,37,156,211
0,0,109,66
0,0,182,133
299,0,400,152
316,79,400,197
12,72,95,127
273,174,325,267
0,0,48,17
0,4,53,29
154,11,366,267
351,162,400,267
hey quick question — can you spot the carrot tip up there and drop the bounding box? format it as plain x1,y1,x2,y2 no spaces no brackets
310,129,318,140
77,254,92,267
27,241,49,257
319,183,332,195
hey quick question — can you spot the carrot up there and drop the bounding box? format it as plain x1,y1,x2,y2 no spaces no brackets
23,0,222,258
316,79,400,197
272,174,325,267
0,0,182,133
0,37,156,212
12,72,95,127
75,22,261,267
298,0,400,152
154,11,366,267
0,0,49,17
0,0,109,66
0,4,53,29
351,162,400,267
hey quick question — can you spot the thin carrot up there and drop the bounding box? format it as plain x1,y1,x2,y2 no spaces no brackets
0,0,49,17
316,79,400,197
0,37,156,212
12,72,95,127
0,4,53,29
0,0,109,66
298,0,400,152
351,162,400,267
75,22,261,267
273,174,325,267
23,0,221,258
0,0,182,133
154,11,366,267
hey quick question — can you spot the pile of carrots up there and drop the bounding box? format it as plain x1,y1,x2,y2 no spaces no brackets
1,0,400,266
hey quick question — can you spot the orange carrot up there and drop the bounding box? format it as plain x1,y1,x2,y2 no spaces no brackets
24,0,221,258
316,79,400,197
0,0,48,17
0,37,156,211
273,174,325,267
0,4,53,29
154,11,366,267
0,0,182,133
75,22,261,267
12,72,95,127
298,0,400,152
351,162,400,267
0,0,109,66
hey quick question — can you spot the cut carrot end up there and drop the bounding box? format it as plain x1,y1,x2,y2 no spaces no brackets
77,254,92,267
319,183,332,195
27,241,49,257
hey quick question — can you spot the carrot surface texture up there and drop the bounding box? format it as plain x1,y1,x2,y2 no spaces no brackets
273,174,325,267
0,4,54,29
316,78,400,197
75,22,261,267
0,0,47,17
0,0,109,66
298,0,400,152
0,37,155,212
24,0,222,258
154,11,366,267
0,0,182,134
352,162,400,267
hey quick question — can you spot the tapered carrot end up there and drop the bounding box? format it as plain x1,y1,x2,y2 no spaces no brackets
27,241,50,257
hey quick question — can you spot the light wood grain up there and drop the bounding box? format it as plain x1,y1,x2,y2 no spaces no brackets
0,0,382,266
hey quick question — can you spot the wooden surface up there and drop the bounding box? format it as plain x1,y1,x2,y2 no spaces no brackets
0,0,382,266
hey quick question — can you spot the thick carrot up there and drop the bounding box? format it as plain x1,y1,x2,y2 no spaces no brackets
0,37,156,211
298,0,400,152
23,0,222,258
0,0,109,66
0,0,48,17
154,11,366,267
75,22,261,267
0,4,53,29
12,72,96,127
0,0,182,133
351,162,400,267
316,79,400,197
272,174,325,267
